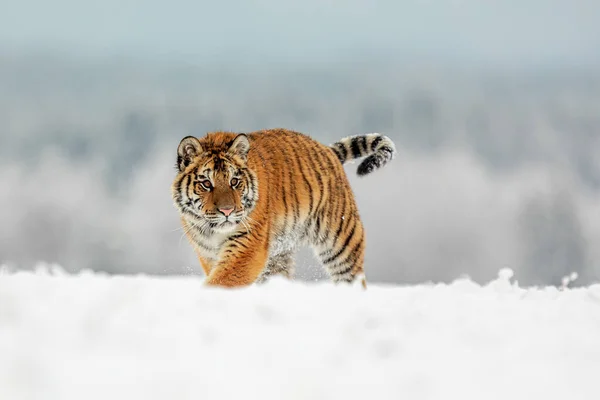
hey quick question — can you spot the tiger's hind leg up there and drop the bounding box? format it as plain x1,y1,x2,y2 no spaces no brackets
313,213,367,289
255,252,295,284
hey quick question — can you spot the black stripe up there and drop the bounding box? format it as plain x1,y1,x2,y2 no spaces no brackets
310,143,326,215
334,195,350,240
250,172,259,203
300,167,313,217
318,152,338,243
229,231,248,241
228,241,249,250
330,233,363,272
334,142,347,162
322,221,356,264
241,169,254,208
324,180,342,251
370,135,383,152
313,213,321,240
294,138,315,217
331,264,353,277
314,207,329,243
298,140,324,237
290,165,300,229
213,156,225,171
173,174,185,205
319,212,352,257
359,136,368,155
350,137,362,159
178,174,188,199
332,147,343,162
281,135,300,229
183,174,193,201
357,156,377,176
280,159,289,233
181,209,199,220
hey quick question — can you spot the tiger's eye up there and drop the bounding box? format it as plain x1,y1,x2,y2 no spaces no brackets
200,180,212,189
231,178,239,187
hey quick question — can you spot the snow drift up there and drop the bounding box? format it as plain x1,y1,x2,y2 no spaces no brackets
1,265,599,400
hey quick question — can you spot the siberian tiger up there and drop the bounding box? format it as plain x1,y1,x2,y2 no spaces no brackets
171,128,396,288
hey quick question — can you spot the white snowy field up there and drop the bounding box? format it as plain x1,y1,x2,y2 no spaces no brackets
1,266,600,400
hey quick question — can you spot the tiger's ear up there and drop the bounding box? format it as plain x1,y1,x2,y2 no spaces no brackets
227,134,250,162
177,136,203,171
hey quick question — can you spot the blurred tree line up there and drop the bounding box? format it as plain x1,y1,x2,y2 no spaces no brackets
1,54,598,284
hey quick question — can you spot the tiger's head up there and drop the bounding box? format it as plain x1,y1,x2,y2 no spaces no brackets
171,133,258,234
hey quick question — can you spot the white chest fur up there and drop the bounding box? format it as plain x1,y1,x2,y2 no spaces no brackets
189,228,229,261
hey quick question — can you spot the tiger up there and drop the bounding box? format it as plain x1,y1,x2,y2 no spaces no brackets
171,128,396,288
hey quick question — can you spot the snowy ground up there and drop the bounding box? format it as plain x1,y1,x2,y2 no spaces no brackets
1,266,599,400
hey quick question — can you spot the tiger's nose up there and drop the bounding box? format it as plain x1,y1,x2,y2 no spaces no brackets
219,207,234,217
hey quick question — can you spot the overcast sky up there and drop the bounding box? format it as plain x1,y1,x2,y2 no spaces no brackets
2,1,599,66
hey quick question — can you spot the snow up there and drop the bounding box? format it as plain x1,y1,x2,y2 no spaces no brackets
1,266,600,400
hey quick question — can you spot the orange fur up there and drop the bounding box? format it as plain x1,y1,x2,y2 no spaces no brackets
171,128,395,288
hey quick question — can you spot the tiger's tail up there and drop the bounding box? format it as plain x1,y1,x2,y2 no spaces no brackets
330,133,396,176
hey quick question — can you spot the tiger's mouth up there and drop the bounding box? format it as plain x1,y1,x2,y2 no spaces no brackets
215,218,237,225
209,218,241,233
179,203,246,232
206,213,245,229
221,220,238,227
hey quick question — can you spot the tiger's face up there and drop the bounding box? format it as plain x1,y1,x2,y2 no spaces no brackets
172,134,258,234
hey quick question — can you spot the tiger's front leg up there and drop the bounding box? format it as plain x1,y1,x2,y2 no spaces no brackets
204,228,270,288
